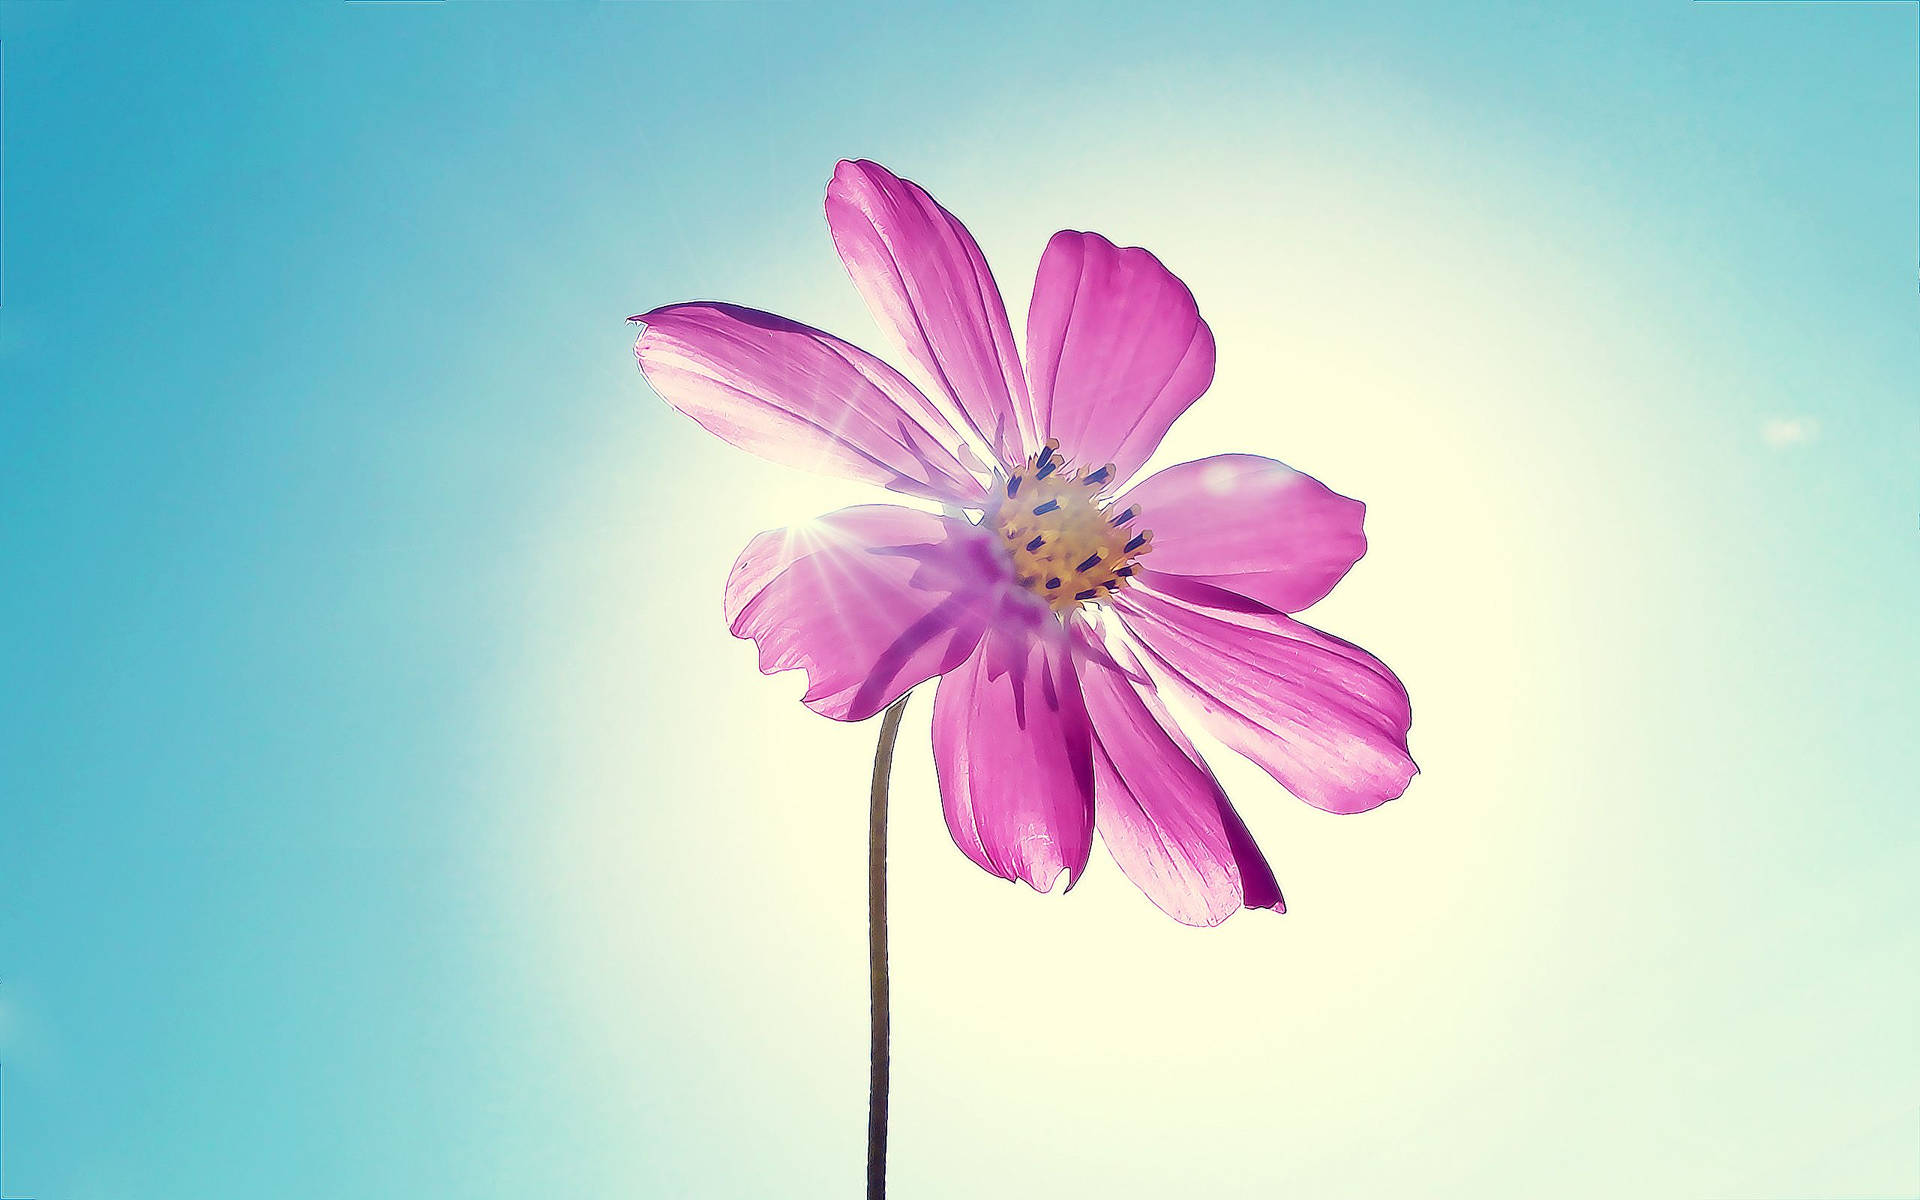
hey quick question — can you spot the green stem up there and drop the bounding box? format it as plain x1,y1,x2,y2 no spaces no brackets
867,693,910,1200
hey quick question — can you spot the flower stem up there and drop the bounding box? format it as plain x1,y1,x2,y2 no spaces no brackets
868,692,910,1200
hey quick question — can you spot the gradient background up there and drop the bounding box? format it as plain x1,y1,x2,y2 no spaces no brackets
2,2,1916,1197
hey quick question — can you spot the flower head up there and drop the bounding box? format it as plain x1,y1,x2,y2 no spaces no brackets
632,160,1416,925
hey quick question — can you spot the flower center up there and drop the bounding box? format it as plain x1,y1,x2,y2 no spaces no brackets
988,440,1153,614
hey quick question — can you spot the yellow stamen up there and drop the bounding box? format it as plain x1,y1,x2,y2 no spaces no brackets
989,448,1151,614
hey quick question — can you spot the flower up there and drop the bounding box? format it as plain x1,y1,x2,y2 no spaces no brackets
632,160,1416,926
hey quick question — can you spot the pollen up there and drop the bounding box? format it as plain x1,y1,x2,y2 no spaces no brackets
989,440,1152,614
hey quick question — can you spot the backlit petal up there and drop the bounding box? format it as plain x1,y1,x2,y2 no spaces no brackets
725,505,1009,721
1119,455,1367,613
1079,649,1284,925
932,624,1095,892
634,302,985,503
1025,231,1215,488
826,159,1035,463
1116,587,1416,815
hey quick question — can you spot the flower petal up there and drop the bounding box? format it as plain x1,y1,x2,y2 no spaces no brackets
1025,231,1215,489
633,302,986,504
1079,649,1284,926
1115,587,1416,815
725,505,1010,721
1119,455,1367,613
826,159,1035,463
933,624,1095,892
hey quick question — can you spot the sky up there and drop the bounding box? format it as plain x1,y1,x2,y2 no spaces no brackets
1,2,1916,1197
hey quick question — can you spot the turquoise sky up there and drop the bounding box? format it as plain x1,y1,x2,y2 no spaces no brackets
2,3,1915,1198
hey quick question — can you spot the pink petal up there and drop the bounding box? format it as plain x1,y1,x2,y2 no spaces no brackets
1119,455,1368,613
1115,587,1416,815
633,302,986,504
933,625,1095,892
1025,231,1215,488
725,505,1011,721
1079,649,1284,926
1217,789,1286,913
826,159,1035,464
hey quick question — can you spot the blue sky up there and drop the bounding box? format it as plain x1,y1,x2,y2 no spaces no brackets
2,2,1915,1197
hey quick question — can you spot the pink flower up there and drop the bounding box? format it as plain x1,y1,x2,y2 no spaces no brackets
632,160,1416,926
